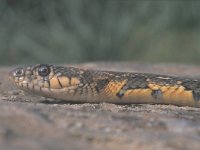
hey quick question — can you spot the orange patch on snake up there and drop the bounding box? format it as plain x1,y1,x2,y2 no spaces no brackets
124,89,153,100
165,86,180,100
175,86,185,94
172,86,195,103
170,90,194,106
50,77,61,89
162,85,193,101
162,86,178,102
148,83,161,90
160,86,170,92
104,80,127,97
162,86,177,100
177,91,193,101
71,77,80,85
58,77,70,87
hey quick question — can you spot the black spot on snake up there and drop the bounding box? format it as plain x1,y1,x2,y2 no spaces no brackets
192,89,200,101
95,79,109,93
116,90,125,98
151,89,163,100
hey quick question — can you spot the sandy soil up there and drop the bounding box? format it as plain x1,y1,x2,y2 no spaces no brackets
0,62,200,150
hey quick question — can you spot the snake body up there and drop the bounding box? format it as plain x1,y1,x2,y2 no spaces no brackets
9,64,200,107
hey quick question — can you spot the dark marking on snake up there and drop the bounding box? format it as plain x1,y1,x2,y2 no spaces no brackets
116,89,125,98
95,79,110,93
116,76,149,98
151,89,163,100
192,89,200,101
57,78,63,88
126,76,149,89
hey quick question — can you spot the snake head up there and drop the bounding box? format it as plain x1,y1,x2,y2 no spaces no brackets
9,64,83,99
9,64,55,91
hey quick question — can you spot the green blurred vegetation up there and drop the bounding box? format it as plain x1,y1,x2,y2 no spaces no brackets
1,0,200,65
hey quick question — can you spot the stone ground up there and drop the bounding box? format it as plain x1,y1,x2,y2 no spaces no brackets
0,62,200,150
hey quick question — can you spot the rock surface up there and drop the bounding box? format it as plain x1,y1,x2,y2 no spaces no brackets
1,62,200,150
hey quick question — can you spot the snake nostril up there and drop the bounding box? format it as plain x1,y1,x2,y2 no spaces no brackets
13,68,24,77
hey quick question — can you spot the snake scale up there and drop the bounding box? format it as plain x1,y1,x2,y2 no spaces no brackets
9,64,200,107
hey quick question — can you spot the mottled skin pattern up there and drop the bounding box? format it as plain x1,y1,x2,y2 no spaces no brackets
9,64,200,107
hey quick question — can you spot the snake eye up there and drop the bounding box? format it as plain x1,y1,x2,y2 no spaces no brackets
13,68,24,77
38,64,51,77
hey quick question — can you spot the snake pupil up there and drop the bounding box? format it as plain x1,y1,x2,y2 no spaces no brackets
38,65,50,77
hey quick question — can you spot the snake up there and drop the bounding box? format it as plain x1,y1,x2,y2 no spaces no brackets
8,64,200,107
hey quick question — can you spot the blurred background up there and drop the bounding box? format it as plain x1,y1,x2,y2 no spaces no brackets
0,0,200,65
